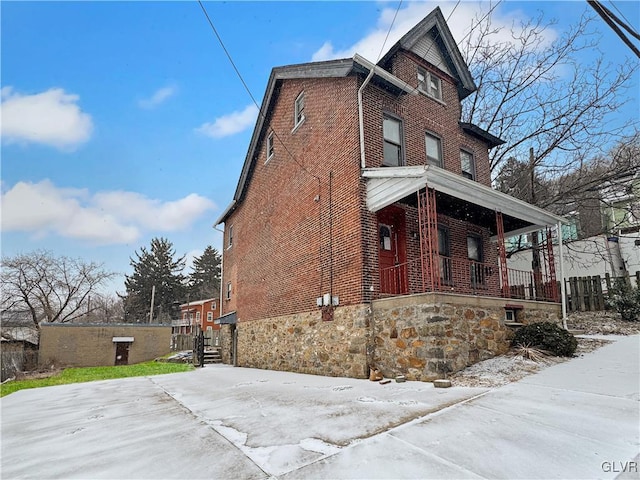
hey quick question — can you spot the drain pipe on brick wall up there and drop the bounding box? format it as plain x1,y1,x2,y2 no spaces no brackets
213,224,225,320
358,68,376,170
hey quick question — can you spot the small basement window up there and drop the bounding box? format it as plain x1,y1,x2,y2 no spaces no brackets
505,309,516,322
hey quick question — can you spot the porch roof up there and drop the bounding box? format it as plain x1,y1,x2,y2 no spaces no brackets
363,166,566,237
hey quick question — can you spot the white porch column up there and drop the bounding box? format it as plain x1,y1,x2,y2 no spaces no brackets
557,221,568,328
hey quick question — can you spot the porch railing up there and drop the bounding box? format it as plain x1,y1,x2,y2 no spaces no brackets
379,255,559,302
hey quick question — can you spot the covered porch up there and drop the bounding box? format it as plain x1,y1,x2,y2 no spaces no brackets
364,166,566,304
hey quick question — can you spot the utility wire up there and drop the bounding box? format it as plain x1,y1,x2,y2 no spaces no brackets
376,0,403,63
197,1,321,184
598,1,640,40
587,0,640,58
602,1,640,40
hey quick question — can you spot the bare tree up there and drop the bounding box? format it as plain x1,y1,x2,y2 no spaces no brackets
461,7,638,180
1,250,115,329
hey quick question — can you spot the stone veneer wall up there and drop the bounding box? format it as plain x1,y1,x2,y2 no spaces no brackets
232,304,371,378
371,293,561,382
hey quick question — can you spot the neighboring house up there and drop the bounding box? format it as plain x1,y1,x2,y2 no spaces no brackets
172,298,220,335
1,310,39,381
215,9,565,381
509,171,640,287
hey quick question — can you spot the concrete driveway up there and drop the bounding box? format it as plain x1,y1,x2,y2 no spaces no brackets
2,335,638,479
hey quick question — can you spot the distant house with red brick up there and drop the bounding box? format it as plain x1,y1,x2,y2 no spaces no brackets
172,298,220,335
215,8,566,381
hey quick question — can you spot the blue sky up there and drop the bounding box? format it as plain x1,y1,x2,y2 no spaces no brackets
2,1,638,296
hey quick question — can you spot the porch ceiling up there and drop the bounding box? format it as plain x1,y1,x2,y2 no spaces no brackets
363,166,566,236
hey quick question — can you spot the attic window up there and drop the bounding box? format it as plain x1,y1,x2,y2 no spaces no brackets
417,67,442,101
294,92,305,129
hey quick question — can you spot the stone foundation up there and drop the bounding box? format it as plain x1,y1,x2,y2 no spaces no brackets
371,293,560,382
230,305,371,378
220,293,560,382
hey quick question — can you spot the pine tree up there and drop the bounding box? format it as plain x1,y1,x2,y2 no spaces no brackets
123,237,186,323
188,246,221,300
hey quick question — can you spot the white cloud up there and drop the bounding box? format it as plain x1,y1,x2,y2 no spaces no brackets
196,104,259,139
1,86,93,150
311,2,556,62
1,180,216,245
138,85,178,109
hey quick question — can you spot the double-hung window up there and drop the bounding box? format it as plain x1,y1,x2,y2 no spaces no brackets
383,115,404,166
266,132,274,161
437,226,451,283
460,150,475,180
417,67,442,101
467,234,484,287
226,282,232,300
294,92,305,128
227,225,233,249
425,133,442,167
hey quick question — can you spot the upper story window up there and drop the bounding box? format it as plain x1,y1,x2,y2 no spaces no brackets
383,115,404,166
227,225,233,249
207,312,213,322
211,301,217,310
226,282,232,300
294,92,305,128
425,133,442,168
417,67,442,101
460,149,475,180
266,132,274,161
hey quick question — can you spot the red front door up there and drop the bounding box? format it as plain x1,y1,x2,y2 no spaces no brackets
377,206,407,295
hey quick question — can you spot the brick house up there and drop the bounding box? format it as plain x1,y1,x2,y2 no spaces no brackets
215,8,566,381
172,298,220,335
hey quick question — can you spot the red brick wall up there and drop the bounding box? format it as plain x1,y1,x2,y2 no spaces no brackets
222,76,365,322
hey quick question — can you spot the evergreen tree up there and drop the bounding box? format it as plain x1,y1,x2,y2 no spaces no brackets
188,246,221,300
124,237,186,323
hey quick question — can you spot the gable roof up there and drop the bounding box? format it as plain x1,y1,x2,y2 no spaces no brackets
379,7,476,100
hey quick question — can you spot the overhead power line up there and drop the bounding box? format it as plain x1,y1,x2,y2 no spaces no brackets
587,0,640,58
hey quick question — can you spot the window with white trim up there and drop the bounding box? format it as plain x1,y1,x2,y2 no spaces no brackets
266,131,274,161
227,225,233,249
211,301,216,310
383,115,404,166
226,282,232,300
417,67,442,100
425,133,442,168
207,312,213,322
460,149,475,180
294,92,305,128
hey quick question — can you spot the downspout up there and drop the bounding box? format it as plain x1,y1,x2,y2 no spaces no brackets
213,224,225,322
557,221,568,329
358,68,376,169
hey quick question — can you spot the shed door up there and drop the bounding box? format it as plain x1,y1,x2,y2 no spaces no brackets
115,342,130,366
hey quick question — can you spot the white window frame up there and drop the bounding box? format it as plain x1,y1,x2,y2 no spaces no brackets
227,225,233,249
425,132,443,168
382,114,404,167
294,91,305,129
211,301,216,310
460,149,475,180
207,312,213,322
266,131,274,162
226,282,232,300
417,67,442,101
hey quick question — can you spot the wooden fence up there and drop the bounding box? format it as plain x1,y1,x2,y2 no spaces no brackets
564,271,639,312
171,329,221,352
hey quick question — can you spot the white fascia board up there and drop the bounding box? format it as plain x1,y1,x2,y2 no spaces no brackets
353,54,418,95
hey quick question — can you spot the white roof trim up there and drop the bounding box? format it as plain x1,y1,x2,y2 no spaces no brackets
363,166,566,228
353,54,418,96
